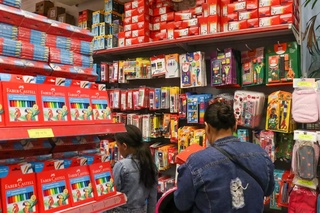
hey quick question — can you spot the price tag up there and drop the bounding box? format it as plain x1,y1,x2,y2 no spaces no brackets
297,81,313,87
298,134,314,140
28,129,54,138
298,179,314,186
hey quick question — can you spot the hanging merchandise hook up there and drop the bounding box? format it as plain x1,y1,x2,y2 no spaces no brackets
217,48,221,52
245,44,252,51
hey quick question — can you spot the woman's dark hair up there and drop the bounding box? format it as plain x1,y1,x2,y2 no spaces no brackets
115,125,157,189
204,102,236,130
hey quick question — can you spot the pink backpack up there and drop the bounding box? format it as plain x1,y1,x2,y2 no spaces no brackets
292,89,318,123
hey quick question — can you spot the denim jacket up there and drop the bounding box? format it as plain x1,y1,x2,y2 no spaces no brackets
112,155,158,213
174,136,275,213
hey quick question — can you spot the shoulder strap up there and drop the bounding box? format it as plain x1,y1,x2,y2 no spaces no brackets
213,145,265,193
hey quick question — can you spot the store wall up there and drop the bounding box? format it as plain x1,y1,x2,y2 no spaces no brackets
22,0,104,23
301,1,320,77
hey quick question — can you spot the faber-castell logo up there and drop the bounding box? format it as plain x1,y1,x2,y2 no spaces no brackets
68,169,89,178
40,173,65,183
41,88,65,97
7,86,36,95
68,90,89,98
5,178,34,189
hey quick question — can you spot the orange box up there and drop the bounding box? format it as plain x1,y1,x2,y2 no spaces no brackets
239,9,258,20
174,28,189,38
161,12,175,22
271,3,293,15
208,15,220,33
221,0,231,17
247,18,259,28
259,0,280,7
227,1,246,13
220,16,229,32
259,6,271,17
198,17,208,35
88,162,117,200
182,18,198,28
280,13,294,24
228,19,247,31
259,15,280,27
227,12,238,22
247,0,258,10
189,27,199,36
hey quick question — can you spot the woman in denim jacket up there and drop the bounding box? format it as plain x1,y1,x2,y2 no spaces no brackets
109,125,158,213
174,103,275,213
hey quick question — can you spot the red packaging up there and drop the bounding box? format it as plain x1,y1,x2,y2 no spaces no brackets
88,162,117,200
175,12,192,21
196,0,206,5
0,4,24,26
227,1,246,13
179,94,187,118
227,12,239,22
208,15,220,33
160,22,167,30
50,63,78,79
247,18,259,28
259,15,280,27
271,3,293,15
66,80,93,124
1,74,43,127
132,14,150,23
208,0,221,16
259,0,280,7
120,90,127,111
193,6,203,15
125,8,138,17
247,0,258,10
154,6,172,16
220,16,229,32
125,2,132,10
189,27,199,36
132,0,149,8
228,20,247,31
49,48,73,65
66,166,95,206
37,76,71,125
135,36,150,44
259,6,271,17
198,17,208,35
0,81,3,127
152,16,161,24
280,13,294,24
221,0,231,17
0,163,39,213
239,9,258,20
176,144,204,164
182,18,198,28
168,147,178,163
152,31,167,41
153,23,160,31
36,169,71,212
132,29,150,37
137,21,151,30
0,56,25,75
20,42,49,62
125,31,132,39
20,12,51,32
202,3,209,17
118,32,125,47
161,12,175,22
91,84,112,123
127,90,133,110
174,28,189,38
124,17,132,25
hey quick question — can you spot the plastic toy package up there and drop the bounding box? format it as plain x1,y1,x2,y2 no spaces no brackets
241,47,265,86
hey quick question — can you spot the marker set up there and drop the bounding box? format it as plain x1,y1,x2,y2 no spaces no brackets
91,83,112,122
7,192,34,204
42,186,66,196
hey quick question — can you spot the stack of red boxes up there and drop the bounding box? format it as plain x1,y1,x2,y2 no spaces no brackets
226,0,299,31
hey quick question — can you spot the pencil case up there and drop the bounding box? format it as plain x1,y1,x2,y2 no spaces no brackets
292,89,318,123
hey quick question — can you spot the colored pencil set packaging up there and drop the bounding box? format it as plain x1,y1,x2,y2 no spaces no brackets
0,163,39,213
91,83,112,123
0,74,42,127
66,80,93,124
88,161,116,200
36,76,71,125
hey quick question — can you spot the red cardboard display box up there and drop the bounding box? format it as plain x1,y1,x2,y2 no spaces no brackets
271,3,293,15
36,169,71,213
259,0,280,7
239,9,258,20
66,80,93,124
89,162,116,200
1,74,43,127
66,166,95,206
259,6,271,17
209,15,220,33
91,84,112,123
176,144,204,165
36,76,71,125
247,18,259,28
259,15,280,27
0,163,39,213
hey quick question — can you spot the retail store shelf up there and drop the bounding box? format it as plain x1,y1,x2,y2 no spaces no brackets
57,192,127,213
94,24,298,59
0,123,126,141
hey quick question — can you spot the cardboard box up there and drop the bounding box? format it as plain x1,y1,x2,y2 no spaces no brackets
66,166,95,206
124,17,131,25
58,13,75,25
88,162,117,200
175,12,192,21
280,13,294,24
134,35,150,44
176,144,204,165
48,6,65,20
208,0,221,16
227,1,246,13
259,0,281,7
247,18,259,28
247,0,258,10
229,20,248,31
259,15,280,27
182,18,198,28
239,9,258,20
91,84,111,123
198,17,208,35
125,2,132,10
208,15,220,33
80,9,93,22
36,0,54,16
1,74,43,127
36,169,71,212
271,3,293,15
36,76,71,125
174,28,189,38
161,12,174,22
151,31,166,41
227,12,239,22
152,16,161,24
221,0,231,17
259,6,271,17
154,6,172,16
189,27,199,36
132,0,149,8
0,164,39,213
118,32,125,47
132,14,150,23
